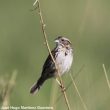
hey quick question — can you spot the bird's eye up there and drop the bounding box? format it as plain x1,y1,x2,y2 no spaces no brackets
61,39,64,41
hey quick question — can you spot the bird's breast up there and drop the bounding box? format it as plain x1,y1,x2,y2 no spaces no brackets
55,50,73,75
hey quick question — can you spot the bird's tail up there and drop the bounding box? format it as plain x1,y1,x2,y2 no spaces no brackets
30,76,45,94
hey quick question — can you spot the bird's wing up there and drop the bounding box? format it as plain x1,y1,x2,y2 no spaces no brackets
41,48,57,78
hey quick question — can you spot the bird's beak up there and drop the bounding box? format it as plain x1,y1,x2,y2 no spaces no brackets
54,39,59,43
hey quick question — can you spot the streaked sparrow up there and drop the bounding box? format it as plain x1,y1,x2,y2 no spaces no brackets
30,36,73,94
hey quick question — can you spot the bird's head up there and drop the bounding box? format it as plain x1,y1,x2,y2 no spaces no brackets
54,36,72,48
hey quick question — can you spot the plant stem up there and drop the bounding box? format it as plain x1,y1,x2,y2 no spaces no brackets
36,0,71,109
102,64,110,92
2,71,17,109
70,73,88,110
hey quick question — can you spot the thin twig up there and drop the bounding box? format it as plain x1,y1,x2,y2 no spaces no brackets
54,81,72,106
36,0,71,109
70,73,88,110
102,64,110,91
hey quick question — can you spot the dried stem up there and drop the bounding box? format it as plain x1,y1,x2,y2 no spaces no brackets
70,73,88,110
102,64,110,92
36,0,71,109
2,71,17,109
54,65,85,105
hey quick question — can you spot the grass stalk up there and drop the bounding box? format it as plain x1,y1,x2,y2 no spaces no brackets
34,0,71,109
102,64,110,91
70,73,88,110
2,70,17,109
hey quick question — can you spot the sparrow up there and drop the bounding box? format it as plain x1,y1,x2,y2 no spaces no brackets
30,36,73,94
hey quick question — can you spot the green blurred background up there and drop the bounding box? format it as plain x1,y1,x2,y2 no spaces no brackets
0,0,110,110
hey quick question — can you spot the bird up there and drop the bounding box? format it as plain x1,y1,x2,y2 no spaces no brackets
30,36,73,94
